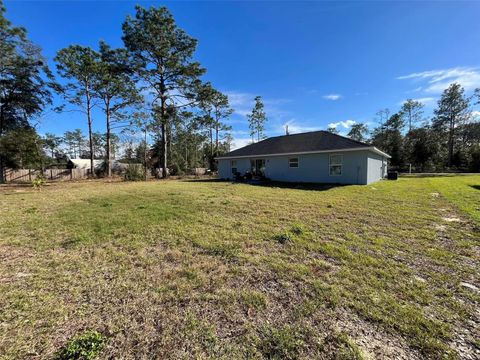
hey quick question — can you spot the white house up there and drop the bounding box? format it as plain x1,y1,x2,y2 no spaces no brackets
216,131,390,185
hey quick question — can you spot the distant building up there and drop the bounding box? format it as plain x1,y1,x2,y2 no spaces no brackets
67,159,132,173
67,159,104,170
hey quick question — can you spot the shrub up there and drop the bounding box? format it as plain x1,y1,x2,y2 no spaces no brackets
94,161,107,177
257,325,305,360
31,176,46,190
124,164,145,181
56,330,107,360
273,232,292,244
170,163,185,176
290,223,305,236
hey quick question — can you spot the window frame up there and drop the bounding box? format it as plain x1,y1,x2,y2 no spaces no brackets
231,160,237,175
289,157,299,168
329,154,343,176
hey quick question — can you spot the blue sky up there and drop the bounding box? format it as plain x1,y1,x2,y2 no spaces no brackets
5,0,480,149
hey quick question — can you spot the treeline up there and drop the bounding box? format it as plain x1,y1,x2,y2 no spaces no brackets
334,84,480,172
1,2,267,181
2,1,479,183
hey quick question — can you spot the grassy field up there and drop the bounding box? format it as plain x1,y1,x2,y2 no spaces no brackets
0,176,479,359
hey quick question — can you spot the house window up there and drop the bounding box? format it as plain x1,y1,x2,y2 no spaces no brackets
329,154,342,176
231,160,237,174
289,157,299,168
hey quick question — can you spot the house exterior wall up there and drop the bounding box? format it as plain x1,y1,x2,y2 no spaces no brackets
218,158,250,178
366,152,388,184
218,149,388,185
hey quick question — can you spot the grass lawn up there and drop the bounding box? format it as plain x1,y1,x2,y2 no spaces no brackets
0,176,479,359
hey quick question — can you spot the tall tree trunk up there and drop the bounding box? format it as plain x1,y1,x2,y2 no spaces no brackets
0,105,5,183
161,122,167,177
106,101,111,177
86,89,94,177
209,127,214,171
160,90,168,178
448,118,455,167
214,123,219,172
167,123,172,169
144,126,148,181
215,123,219,153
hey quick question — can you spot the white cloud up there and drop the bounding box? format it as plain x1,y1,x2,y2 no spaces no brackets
224,91,253,116
413,97,436,105
328,119,356,130
323,94,342,101
231,137,252,150
398,67,480,94
472,110,480,120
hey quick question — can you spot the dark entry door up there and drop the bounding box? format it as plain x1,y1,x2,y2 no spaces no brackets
251,159,265,176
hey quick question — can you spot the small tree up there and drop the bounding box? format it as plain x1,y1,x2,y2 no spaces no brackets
91,132,105,159
372,113,404,168
347,123,368,142
43,133,63,159
400,99,424,132
247,96,267,142
326,126,339,135
404,127,438,172
0,126,46,170
197,84,233,170
374,108,390,138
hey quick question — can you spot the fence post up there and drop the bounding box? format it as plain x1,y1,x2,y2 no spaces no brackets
70,168,73,180
28,169,31,181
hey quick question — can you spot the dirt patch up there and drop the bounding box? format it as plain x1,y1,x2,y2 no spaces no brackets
434,224,447,231
335,310,421,359
442,216,462,222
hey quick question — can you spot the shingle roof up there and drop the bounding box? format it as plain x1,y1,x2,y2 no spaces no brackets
218,130,378,158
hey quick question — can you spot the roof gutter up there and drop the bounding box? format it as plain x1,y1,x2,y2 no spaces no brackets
215,146,391,160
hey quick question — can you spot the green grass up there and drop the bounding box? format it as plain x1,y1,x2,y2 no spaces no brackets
0,176,479,359
428,175,480,225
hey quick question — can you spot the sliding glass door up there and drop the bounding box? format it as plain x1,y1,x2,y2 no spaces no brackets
250,159,266,176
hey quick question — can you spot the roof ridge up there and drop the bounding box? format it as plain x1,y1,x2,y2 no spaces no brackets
267,129,326,139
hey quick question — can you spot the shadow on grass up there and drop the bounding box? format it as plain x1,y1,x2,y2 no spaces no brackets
470,185,480,191
186,178,349,192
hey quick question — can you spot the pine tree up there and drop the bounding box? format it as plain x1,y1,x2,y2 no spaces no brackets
247,96,267,142
94,41,142,177
55,46,100,175
400,99,424,132
0,1,54,181
347,123,368,142
433,83,470,167
122,5,205,178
